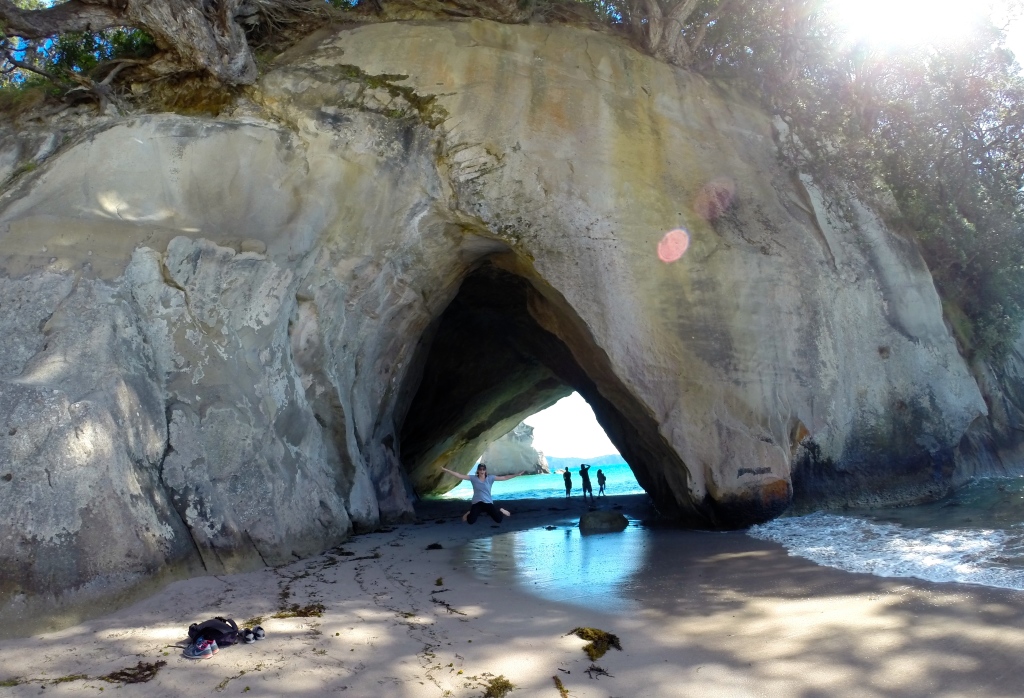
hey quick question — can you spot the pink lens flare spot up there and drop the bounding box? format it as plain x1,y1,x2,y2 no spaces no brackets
657,229,690,263
694,177,737,221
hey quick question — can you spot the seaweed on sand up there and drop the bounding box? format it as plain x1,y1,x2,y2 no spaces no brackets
273,602,325,618
52,674,89,684
100,660,167,684
568,627,622,660
482,674,515,697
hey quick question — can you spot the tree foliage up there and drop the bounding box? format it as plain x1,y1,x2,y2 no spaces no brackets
756,16,1024,359
553,0,1024,359
0,0,333,92
872,39,1024,358
1,0,1022,358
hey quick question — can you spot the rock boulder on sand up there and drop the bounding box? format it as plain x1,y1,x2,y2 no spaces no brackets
579,510,629,533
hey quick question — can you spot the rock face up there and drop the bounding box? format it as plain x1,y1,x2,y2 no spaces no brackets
0,19,1011,632
480,423,549,475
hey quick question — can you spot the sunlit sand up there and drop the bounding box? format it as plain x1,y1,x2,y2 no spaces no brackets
1,495,1023,696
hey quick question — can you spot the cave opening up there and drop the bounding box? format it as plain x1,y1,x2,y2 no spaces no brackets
395,257,706,523
440,392,646,502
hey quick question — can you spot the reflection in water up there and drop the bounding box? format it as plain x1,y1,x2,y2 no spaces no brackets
455,522,783,616
455,522,649,613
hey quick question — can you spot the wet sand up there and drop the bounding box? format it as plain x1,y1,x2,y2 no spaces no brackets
2,494,1024,696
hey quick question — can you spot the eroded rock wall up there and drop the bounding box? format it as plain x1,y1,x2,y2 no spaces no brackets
0,19,1004,632
0,270,202,631
0,113,449,632
952,328,1024,484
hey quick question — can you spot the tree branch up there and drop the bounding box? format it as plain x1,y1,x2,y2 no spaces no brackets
663,0,702,34
96,57,147,86
1,0,259,85
652,0,702,66
1,44,65,84
0,0,123,40
686,0,736,57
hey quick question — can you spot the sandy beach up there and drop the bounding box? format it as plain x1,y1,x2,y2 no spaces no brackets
2,494,1024,697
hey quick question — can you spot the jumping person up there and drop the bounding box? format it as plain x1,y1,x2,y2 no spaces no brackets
563,468,572,498
579,463,594,504
441,463,525,524
597,469,607,497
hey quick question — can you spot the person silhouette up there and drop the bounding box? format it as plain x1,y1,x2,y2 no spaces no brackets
597,469,607,497
562,468,572,498
579,463,594,504
441,463,524,524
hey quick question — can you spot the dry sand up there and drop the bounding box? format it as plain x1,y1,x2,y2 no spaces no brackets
2,494,1024,697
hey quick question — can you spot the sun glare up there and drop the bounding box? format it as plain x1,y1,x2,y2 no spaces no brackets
828,0,987,47
523,393,619,458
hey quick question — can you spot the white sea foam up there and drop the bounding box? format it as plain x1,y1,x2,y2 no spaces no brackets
748,512,1024,591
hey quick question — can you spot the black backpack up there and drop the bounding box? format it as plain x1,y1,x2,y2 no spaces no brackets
188,617,240,647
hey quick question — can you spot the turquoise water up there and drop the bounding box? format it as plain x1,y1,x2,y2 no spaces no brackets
437,460,644,501
444,463,1024,592
749,476,1024,590
455,519,649,613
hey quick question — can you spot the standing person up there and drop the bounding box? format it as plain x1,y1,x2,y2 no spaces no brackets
562,468,572,498
597,469,607,497
579,463,594,504
441,463,525,524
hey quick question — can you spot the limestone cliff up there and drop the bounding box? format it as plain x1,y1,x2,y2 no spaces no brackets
480,423,549,475
0,19,1011,634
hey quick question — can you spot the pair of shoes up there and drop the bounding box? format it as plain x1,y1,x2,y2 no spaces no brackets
242,628,256,644
184,638,219,659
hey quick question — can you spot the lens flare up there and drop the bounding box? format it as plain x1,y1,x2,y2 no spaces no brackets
657,229,690,263
693,177,736,221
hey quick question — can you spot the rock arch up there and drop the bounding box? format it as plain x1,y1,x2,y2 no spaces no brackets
396,254,788,527
0,19,987,633
396,255,722,522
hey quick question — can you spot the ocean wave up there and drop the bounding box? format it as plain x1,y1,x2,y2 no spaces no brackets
748,512,1024,591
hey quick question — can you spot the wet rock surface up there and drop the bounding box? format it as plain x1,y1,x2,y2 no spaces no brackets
579,510,629,533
